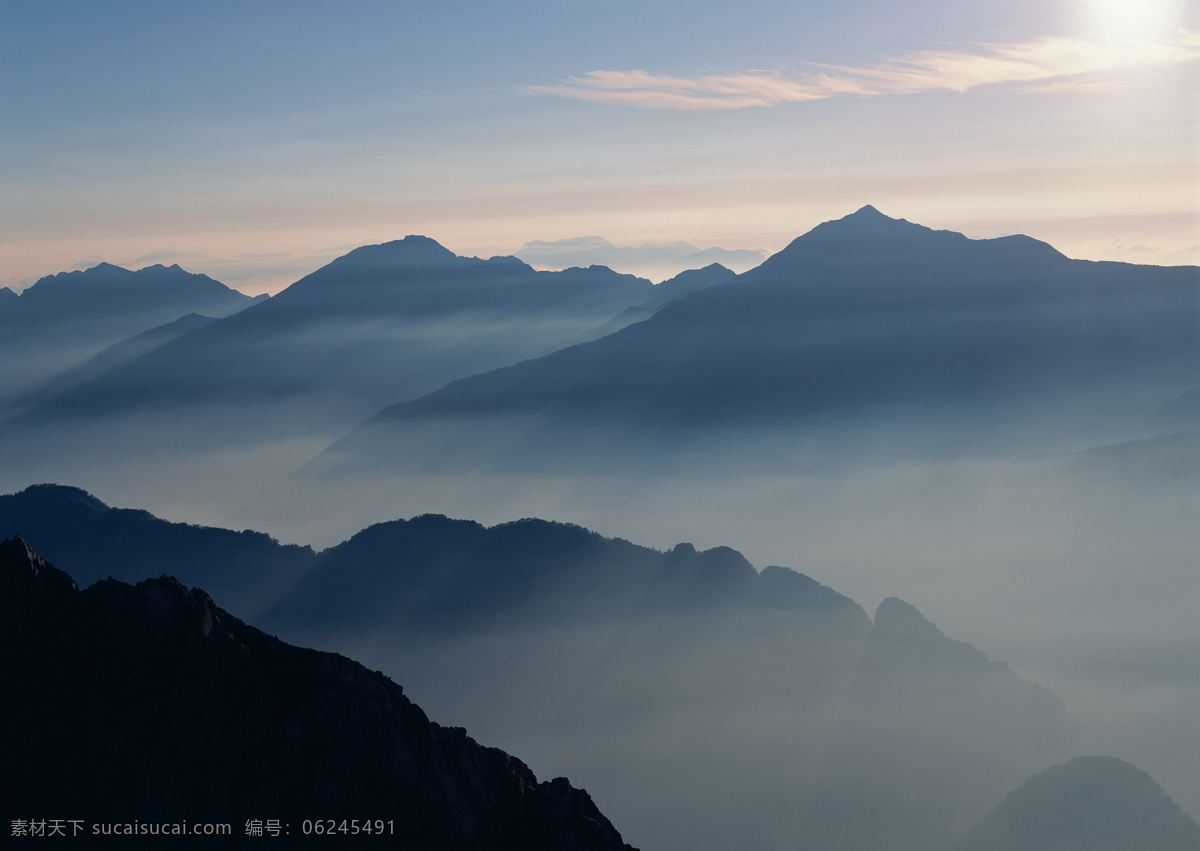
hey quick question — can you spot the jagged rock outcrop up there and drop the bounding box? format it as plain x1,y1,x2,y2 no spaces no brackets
0,537,636,850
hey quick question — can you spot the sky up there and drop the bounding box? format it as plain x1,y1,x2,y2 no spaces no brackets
2,0,1197,295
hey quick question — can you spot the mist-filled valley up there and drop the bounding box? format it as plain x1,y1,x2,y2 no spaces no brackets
2,207,1198,849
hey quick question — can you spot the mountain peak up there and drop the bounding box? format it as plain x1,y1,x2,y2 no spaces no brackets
270,237,454,294
13,483,111,514
873,596,946,642
752,206,1074,278
796,205,950,246
956,755,1200,850
360,235,458,264
0,536,80,624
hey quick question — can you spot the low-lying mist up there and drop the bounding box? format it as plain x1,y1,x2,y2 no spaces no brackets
2,411,1195,848
237,412,1199,838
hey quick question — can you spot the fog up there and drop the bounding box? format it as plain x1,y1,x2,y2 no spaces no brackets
3,400,1196,847
227,410,1199,839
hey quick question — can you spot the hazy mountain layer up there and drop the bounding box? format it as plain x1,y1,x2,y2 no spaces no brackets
516,235,764,281
0,484,1085,851
0,483,315,619
0,241,739,520
803,597,1078,851
7,238,721,432
326,206,1197,476
954,756,1200,851
0,262,259,404
0,536,636,850
7,313,219,419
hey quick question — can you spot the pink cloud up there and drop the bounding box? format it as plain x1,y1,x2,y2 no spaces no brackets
525,32,1200,110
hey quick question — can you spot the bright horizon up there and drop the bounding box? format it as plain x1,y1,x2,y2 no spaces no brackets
3,0,1197,296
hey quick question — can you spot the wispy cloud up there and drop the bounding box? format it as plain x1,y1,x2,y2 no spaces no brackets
525,32,1200,110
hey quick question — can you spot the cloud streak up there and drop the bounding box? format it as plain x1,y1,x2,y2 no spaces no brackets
525,32,1200,110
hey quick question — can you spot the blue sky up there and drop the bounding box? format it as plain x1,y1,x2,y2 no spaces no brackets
3,0,1197,293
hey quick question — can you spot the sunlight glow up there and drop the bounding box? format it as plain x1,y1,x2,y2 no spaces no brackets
1080,0,1183,40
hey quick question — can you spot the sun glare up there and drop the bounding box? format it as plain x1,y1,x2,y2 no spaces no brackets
1080,0,1183,40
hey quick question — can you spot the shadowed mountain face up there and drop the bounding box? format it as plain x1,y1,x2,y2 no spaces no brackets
0,262,259,404
326,206,1197,474
0,484,315,619
0,536,637,851
264,515,865,634
0,484,1085,851
954,756,1200,851
0,484,862,629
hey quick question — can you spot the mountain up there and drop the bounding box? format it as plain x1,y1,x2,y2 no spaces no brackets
0,237,746,532
263,514,867,635
640,262,738,309
1151,386,1200,432
0,262,259,404
4,262,255,323
1066,428,1200,481
954,756,1200,851
802,597,1079,851
0,484,314,619
2,238,735,437
0,483,863,630
0,536,637,850
516,235,765,280
321,206,1198,476
0,484,1082,850
7,313,219,418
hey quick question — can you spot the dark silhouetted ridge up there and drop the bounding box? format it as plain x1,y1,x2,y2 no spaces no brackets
0,484,314,618
0,484,869,634
0,537,637,850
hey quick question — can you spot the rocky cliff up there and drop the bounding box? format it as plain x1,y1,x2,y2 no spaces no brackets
0,536,636,850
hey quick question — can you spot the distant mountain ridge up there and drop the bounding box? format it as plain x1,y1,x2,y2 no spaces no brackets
0,261,260,404
318,205,1197,475
954,756,1200,851
516,235,766,281
7,312,220,417
3,236,736,438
